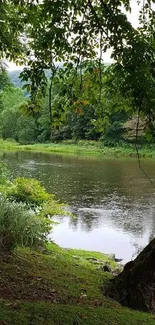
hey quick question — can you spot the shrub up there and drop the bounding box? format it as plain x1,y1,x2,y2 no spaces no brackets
0,177,70,252
38,199,68,219
6,177,51,206
0,196,51,251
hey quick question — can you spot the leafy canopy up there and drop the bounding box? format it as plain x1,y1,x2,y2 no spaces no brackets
0,1,155,118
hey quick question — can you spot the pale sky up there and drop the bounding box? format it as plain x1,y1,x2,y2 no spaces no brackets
8,1,141,71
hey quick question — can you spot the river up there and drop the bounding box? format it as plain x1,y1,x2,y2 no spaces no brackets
1,150,155,263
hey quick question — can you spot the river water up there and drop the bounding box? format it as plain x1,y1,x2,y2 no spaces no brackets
1,150,155,263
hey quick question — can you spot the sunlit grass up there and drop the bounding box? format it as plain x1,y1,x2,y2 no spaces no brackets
1,138,155,158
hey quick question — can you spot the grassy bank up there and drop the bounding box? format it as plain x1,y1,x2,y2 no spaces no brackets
1,139,155,158
0,243,155,324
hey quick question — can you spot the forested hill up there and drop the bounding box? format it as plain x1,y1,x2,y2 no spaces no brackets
8,69,56,88
8,63,64,88
8,63,111,88
8,70,23,88
8,68,63,88
8,69,55,88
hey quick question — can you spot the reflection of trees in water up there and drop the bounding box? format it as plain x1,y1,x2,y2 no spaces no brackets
68,202,155,244
69,215,78,229
69,210,100,232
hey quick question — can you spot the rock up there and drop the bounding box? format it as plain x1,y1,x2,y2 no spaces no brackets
97,264,112,272
80,294,87,299
115,258,123,263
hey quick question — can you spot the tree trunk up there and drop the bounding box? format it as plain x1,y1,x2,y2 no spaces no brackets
105,237,155,313
49,79,52,125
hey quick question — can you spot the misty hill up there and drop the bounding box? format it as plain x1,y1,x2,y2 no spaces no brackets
8,69,56,88
8,62,111,88
8,70,23,88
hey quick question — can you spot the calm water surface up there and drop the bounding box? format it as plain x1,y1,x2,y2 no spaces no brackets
1,150,155,263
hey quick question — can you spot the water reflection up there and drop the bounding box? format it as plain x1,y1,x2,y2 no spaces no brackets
1,150,155,263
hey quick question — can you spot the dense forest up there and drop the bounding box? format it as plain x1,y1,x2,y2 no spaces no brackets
0,63,153,146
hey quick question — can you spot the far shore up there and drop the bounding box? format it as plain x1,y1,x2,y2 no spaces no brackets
1,139,155,159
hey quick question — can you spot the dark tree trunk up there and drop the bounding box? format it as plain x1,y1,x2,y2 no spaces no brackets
105,237,155,313
49,79,52,125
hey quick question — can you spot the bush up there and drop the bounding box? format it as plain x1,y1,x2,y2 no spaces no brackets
0,176,69,252
0,196,51,251
6,177,51,206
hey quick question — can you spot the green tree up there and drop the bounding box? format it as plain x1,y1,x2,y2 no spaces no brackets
0,86,38,143
0,62,11,91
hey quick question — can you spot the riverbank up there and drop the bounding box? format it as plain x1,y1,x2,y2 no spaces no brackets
1,139,155,158
0,243,154,324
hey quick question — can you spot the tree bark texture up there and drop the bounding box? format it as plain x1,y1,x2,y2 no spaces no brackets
105,237,155,312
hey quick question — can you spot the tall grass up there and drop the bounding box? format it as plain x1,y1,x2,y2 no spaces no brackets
0,196,51,251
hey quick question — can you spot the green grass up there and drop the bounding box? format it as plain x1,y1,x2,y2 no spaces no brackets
0,243,155,324
0,138,155,158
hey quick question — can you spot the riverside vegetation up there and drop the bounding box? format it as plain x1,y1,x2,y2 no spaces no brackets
0,64,155,160
1,1,155,322
0,164,155,324
1,139,155,159
0,64,154,151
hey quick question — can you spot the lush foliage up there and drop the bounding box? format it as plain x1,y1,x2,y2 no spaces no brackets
0,0,154,144
0,1,154,121
7,177,51,205
0,64,139,145
0,3,154,145
0,86,38,143
5,176,67,218
0,196,51,251
0,166,67,252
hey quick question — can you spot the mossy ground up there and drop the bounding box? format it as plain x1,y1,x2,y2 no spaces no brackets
0,243,155,324
1,139,155,158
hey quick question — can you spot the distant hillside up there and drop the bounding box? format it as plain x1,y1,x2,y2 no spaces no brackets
8,69,55,88
8,62,111,88
8,70,23,88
